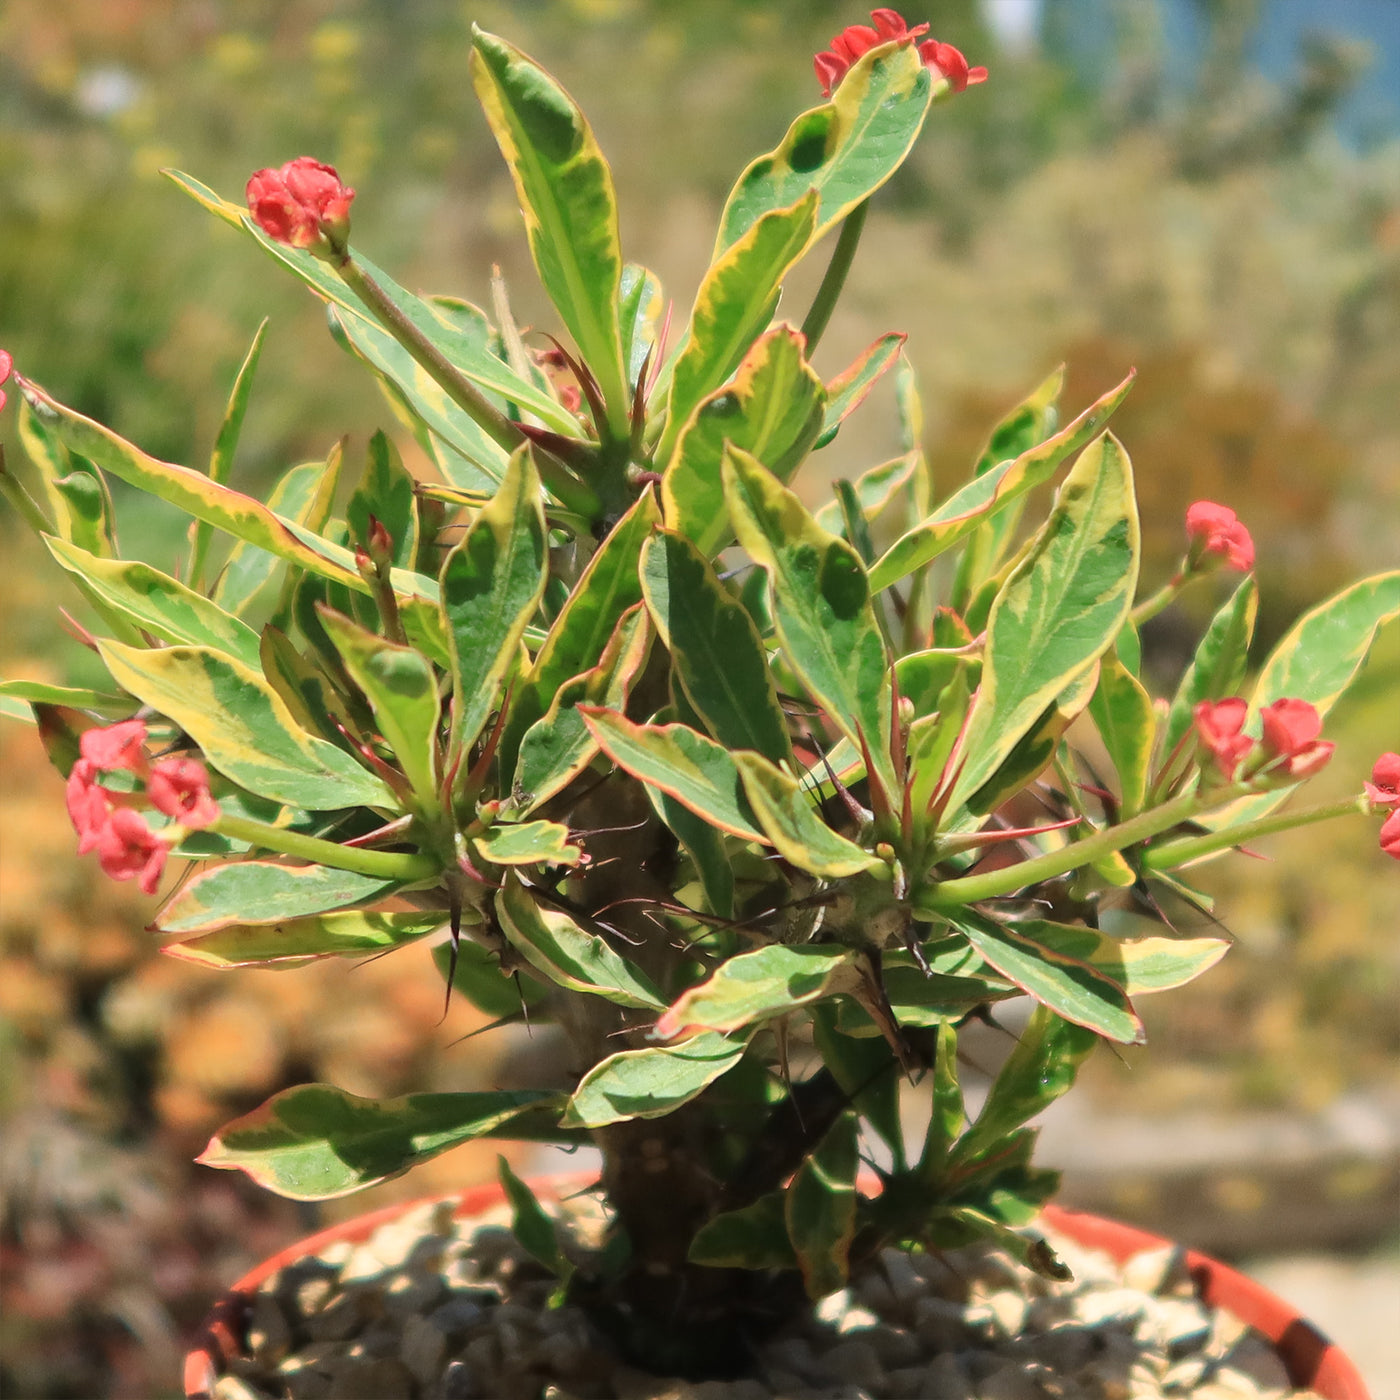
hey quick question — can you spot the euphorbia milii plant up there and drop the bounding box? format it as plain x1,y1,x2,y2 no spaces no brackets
0,11,1396,1378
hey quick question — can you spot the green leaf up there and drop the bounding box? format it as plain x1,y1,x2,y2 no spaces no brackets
950,366,1065,608
640,531,792,765
17,395,117,559
1015,920,1231,995
965,664,1099,817
723,445,892,791
918,1023,965,1178
319,610,442,809
163,910,445,969
814,453,920,535
656,944,858,1039
440,446,548,761
952,1005,1097,1167
510,603,651,816
562,1031,750,1127
98,641,392,810
867,374,1135,594
718,40,933,251
191,319,267,588
1087,651,1156,818
214,455,339,617
1163,576,1258,756
733,752,885,878
947,433,1140,813
155,862,403,935
688,1193,796,1270
580,710,766,842
470,29,629,439
943,909,1144,1044
497,875,665,1009
1201,570,1400,832
814,332,907,449
786,1110,859,1299
811,1003,903,1168
502,491,659,777
326,305,508,487
198,1084,559,1200
0,680,129,713
619,263,663,390
653,789,735,920
659,194,818,460
347,430,420,568
473,820,580,867
662,327,826,557
21,379,438,609
498,1158,575,1284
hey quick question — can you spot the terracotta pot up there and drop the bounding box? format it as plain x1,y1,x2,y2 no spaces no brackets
185,1183,1371,1399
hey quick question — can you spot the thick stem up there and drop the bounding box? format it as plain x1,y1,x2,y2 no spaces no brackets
800,198,869,355
212,813,440,880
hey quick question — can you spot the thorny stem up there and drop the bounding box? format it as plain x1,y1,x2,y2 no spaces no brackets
1140,793,1370,870
212,813,440,881
801,198,870,355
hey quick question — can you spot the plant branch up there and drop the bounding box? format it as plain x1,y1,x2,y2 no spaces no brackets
1140,794,1369,870
801,198,869,355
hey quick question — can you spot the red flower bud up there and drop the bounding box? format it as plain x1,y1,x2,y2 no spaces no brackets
1193,697,1253,779
917,39,990,93
1259,698,1321,757
0,347,12,413
1380,808,1400,861
66,758,113,855
148,757,219,830
814,9,983,98
1185,501,1255,572
1258,697,1333,779
96,808,169,895
1364,752,1400,809
365,514,395,566
80,718,149,773
246,158,354,254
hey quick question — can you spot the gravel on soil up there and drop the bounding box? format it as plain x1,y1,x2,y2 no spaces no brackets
207,1195,1328,1400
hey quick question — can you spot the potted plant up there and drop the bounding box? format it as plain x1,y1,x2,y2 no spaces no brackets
0,9,1392,1398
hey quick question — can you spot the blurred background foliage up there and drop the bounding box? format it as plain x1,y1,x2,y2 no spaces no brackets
0,0,1397,1395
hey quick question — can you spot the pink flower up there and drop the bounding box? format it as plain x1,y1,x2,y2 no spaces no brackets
814,9,985,98
79,718,149,774
1193,698,1253,779
0,347,12,413
1364,752,1400,809
1257,698,1333,779
66,758,113,854
917,39,989,93
1380,809,1400,861
96,808,168,895
1185,501,1255,572
246,158,354,252
148,757,219,830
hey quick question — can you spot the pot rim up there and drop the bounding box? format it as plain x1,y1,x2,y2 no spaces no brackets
184,1178,1371,1400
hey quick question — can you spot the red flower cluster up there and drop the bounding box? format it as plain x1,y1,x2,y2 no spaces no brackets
1193,697,1333,782
65,720,218,894
0,348,12,413
246,158,355,252
1368,753,1400,861
814,8,987,98
1185,501,1255,573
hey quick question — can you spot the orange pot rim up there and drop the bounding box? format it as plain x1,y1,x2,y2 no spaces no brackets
184,1178,1371,1400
